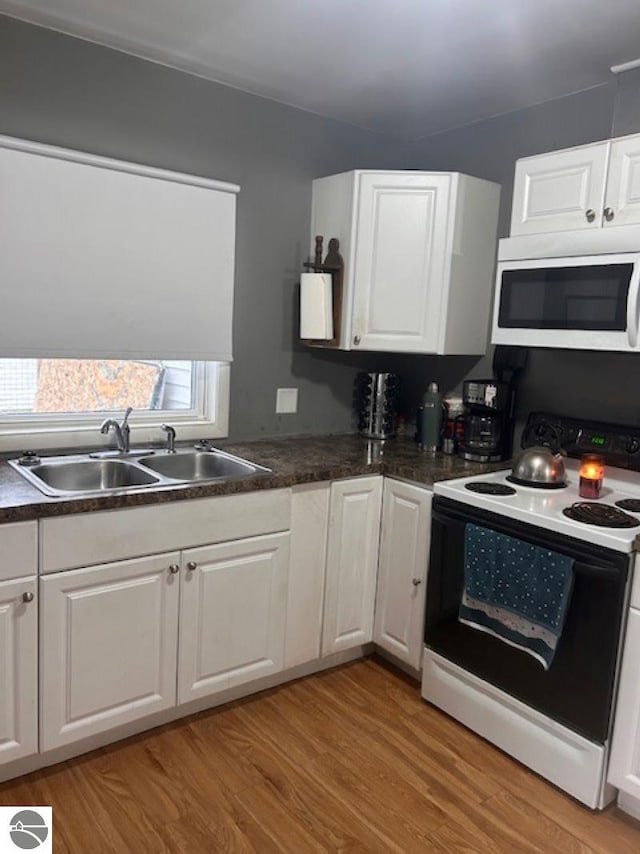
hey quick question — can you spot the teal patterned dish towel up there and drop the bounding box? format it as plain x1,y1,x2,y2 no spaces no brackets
459,524,574,670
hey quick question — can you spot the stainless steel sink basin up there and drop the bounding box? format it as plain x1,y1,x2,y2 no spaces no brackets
138,450,264,481
11,458,161,497
9,447,270,497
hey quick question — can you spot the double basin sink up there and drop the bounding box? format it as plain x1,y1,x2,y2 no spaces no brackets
10,448,271,498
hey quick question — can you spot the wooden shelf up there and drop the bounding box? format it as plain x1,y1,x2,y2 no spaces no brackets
300,239,344,349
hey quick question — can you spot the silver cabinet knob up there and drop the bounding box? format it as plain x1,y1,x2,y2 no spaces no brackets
168,564,180,574
604,207,615,222
186,561,197,572
22,591,34,603
353,335,361,346
412,578,422,586
585,209,596,222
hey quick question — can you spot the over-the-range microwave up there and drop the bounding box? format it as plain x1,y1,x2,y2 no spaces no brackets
491,231,640,351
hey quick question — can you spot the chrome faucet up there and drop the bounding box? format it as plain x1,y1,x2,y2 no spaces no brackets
100,407,133,454
161,424,176,453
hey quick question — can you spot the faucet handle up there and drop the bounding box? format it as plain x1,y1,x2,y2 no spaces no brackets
122,407,133,428
161,424,176,453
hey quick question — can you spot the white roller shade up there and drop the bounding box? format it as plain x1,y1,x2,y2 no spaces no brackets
0,135,239,361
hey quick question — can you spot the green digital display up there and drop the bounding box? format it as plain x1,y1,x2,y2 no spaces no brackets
591,436,606,446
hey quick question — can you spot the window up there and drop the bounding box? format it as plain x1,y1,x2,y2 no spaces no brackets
0,358,229,452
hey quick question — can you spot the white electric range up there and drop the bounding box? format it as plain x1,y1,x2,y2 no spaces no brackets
422,412,640,809
435,456,640,553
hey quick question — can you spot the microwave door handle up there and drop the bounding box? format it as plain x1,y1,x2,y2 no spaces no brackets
626,262,640,348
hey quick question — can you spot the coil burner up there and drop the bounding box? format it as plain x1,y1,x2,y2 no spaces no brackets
562,502,640,528
465,482,517,496
615,499,640,513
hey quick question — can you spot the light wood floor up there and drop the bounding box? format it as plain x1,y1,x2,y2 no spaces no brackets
1,658,640,852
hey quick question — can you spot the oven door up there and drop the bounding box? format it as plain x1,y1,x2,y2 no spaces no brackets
425,496,629,743
491,253,640,350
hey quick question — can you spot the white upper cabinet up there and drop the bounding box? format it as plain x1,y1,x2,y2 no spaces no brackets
605,135,640,228
310,170,500,354
511,143,609,235
510,132,640,237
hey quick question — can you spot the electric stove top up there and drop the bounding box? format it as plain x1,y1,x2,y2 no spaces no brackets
436,458,640,553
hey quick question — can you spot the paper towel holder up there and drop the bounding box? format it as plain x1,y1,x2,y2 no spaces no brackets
301,235,344,348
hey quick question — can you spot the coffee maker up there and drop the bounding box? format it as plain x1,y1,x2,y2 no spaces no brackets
456,346,527,462
457,380,513,462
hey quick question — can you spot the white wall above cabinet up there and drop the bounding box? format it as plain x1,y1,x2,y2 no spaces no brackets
0,135,239,361
309,170,500,354
510,132,640,237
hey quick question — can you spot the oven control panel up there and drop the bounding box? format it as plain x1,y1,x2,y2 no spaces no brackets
522,411,640,469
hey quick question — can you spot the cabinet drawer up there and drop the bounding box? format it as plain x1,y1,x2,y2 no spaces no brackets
0,521,37,582
40,489,291,573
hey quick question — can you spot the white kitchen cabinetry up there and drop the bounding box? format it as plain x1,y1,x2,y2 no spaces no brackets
178,532,289,703
510,132,640,236
40,553,180,751
0,576,38,764
322,476,382,656
310,170,500,354
608,608,640,807
374,480,432,669
39,490,292,751
0,522,38,766
604,135,640,229
284,483,330,669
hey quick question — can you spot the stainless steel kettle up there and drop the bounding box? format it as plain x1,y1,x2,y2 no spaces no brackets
510,446,567,488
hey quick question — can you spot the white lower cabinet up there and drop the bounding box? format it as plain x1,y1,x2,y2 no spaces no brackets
608,608,640,801
178,532,289,703
284,484,330,669
374,480,432,669
0,575,38,764
322,476,382,655
30,475,435,766
40,553,180,751
39,490,294,752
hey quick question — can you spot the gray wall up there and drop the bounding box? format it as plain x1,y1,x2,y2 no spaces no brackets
0,15,406,440
397,74,640,437
2,14,640,441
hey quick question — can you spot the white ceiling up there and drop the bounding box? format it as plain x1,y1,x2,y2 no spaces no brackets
2,0,640,140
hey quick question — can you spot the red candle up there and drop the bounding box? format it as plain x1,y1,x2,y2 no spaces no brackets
579,454,605,499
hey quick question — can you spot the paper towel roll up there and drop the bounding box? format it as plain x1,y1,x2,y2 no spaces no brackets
300,272,333,340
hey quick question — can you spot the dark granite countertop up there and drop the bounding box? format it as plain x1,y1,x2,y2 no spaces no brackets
0,434,509,523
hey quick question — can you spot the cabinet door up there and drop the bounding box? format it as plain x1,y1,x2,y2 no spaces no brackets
322,476,382,656
608,608,640,798
41,553,180,750
178,532,290,703
374,480,432,669
510,143,609,235
0,576,37,764
351,173,451,353
604,134,640,228
284,484,330,669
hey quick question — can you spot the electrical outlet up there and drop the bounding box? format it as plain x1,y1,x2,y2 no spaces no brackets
276,388,298,414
